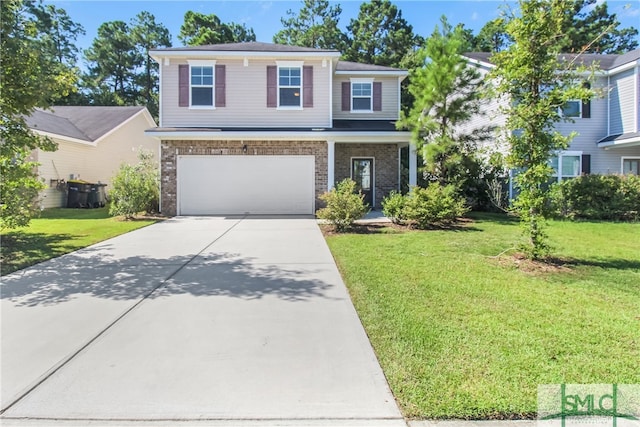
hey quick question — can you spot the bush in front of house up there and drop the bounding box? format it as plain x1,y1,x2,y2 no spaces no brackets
548,174,640,221
381,190,407,224
317,178,368,232
382,183,469,229
109,149,159,219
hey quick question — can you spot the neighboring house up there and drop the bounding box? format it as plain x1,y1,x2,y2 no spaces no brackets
462,49,640,194
26,106,158,208
146,41,414,216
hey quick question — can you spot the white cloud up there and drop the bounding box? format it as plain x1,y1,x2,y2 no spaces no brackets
471,11,479,21
616,3,640,18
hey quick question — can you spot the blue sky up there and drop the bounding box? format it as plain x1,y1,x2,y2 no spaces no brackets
48,0,640,56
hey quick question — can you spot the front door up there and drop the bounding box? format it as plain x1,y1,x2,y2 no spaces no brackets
352,158,374,207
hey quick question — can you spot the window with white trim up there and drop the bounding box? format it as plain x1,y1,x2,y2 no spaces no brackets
189,61,215,107
560,100,581,117
622,158,640,175
352,82,372,111
550,151,581,182
278,67,301,107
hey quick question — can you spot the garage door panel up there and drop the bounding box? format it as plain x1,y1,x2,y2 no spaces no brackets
178,156,314,215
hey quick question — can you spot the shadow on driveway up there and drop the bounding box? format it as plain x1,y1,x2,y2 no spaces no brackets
1,247,336,307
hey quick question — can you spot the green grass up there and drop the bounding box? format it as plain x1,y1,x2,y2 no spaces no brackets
325,213,640,420
1,208,158,275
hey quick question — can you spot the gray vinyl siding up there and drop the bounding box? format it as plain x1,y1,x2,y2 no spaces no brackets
609,68,636,135
456,65,510,156
161,59,331,128
332,76,399,120
555,75,640,175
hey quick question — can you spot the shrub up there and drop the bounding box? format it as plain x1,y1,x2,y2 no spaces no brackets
109,149,159,219
317,179,368,232
403,183,469,229
381,191,407,224
548,174,640,221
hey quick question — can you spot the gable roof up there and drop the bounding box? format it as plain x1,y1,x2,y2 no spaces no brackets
336,61,407,73
153,41,339,54
463,48,640,71
26,106,149,143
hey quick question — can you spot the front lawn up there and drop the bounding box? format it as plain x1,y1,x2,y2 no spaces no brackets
1,208,158,275
325,213,640,419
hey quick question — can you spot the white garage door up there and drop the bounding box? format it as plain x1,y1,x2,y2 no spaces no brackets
177,155,315,215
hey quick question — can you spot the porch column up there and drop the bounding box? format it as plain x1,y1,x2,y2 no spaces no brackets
409,142,418,187
327,140,335,190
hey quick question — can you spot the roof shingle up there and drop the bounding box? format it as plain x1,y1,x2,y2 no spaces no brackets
154,41,339,53
26,106,146,142
463,49,640,70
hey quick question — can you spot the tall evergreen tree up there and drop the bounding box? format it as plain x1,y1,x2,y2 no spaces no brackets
472,18,510,52
131,11,171,118
472,0,638,54
491,0,593,258
273,0,346,50
344,0,423,68
26,0,85,66
84,21,141,104
178,11,255,46
560,0,638,53
398,16,490,194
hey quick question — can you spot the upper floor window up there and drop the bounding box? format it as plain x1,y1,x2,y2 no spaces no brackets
352,82,372,111
191,66,214,107
279,67,301,107
342,78,381,112
560,100,581,118
178,61,225,109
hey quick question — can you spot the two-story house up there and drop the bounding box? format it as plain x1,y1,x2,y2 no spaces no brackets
146,42,415,216
462,49,640,195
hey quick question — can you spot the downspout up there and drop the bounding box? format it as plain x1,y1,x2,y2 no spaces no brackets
607,74,610,137
328,58,333,128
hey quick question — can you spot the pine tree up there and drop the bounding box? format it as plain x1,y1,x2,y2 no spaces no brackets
273,0,346,50
399,16,491,197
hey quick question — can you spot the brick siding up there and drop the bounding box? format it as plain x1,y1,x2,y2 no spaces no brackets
161,140,327,216
334,143,399,208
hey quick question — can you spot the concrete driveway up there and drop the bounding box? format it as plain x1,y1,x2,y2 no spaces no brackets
0,216,404,426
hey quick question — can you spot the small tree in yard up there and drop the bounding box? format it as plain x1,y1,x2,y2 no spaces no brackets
491,0,593,259
317,179,368,232
109,149,159,219
398,16,492,200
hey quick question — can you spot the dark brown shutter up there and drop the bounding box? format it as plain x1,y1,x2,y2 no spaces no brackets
373,82,382,111
303,66,313,108
215,65,226,107
581,154,591,175
341,82,350,111
582,82,591,118
178,64,189,107
266,66,277,108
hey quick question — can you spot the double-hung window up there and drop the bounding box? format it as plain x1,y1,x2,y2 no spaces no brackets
351,79,373,112
189,61,215,108
550,151,581,182
278,66,301,107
